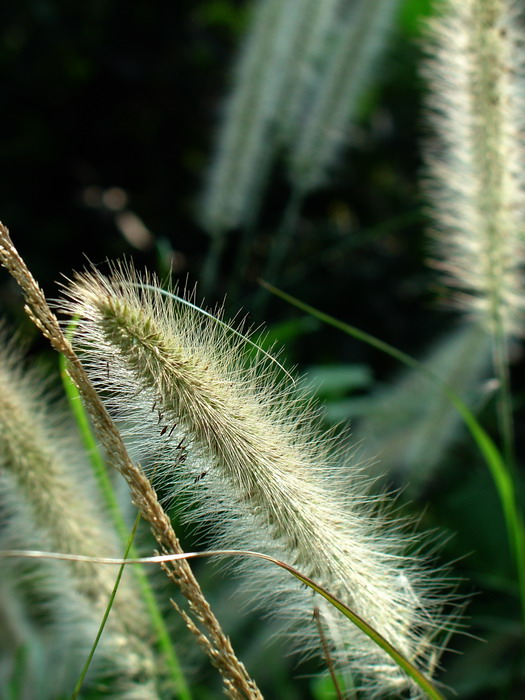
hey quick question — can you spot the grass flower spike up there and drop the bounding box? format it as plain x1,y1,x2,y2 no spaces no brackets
61,264,458,696
0,223,262,699
0,328,159,698
423,0,525,339
288,0,401,193
200,0,308,236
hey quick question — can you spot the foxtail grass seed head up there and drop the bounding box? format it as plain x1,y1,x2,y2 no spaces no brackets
0,328,159,698
0,469,158,700
287,0,401,193
423,0,525,338
200,0,307,235
275,0,341,148
61,264,460,697
0,222,261,699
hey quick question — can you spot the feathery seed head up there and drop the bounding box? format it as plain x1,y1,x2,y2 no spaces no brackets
0,326,160,698
61,264,460,696
287,0,401,192
423,0,525,338
200,0,306,235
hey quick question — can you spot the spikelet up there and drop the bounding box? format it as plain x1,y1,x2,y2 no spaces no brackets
0,328,160,699
423,0,525,338
59,264,459,697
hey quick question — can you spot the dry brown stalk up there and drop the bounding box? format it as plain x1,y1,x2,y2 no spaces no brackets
0,222,263,700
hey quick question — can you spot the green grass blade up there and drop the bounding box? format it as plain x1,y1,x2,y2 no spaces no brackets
274,558,445,700
71,514,140,699
1,547,445,700
259,281,525,628
60,319,191,700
